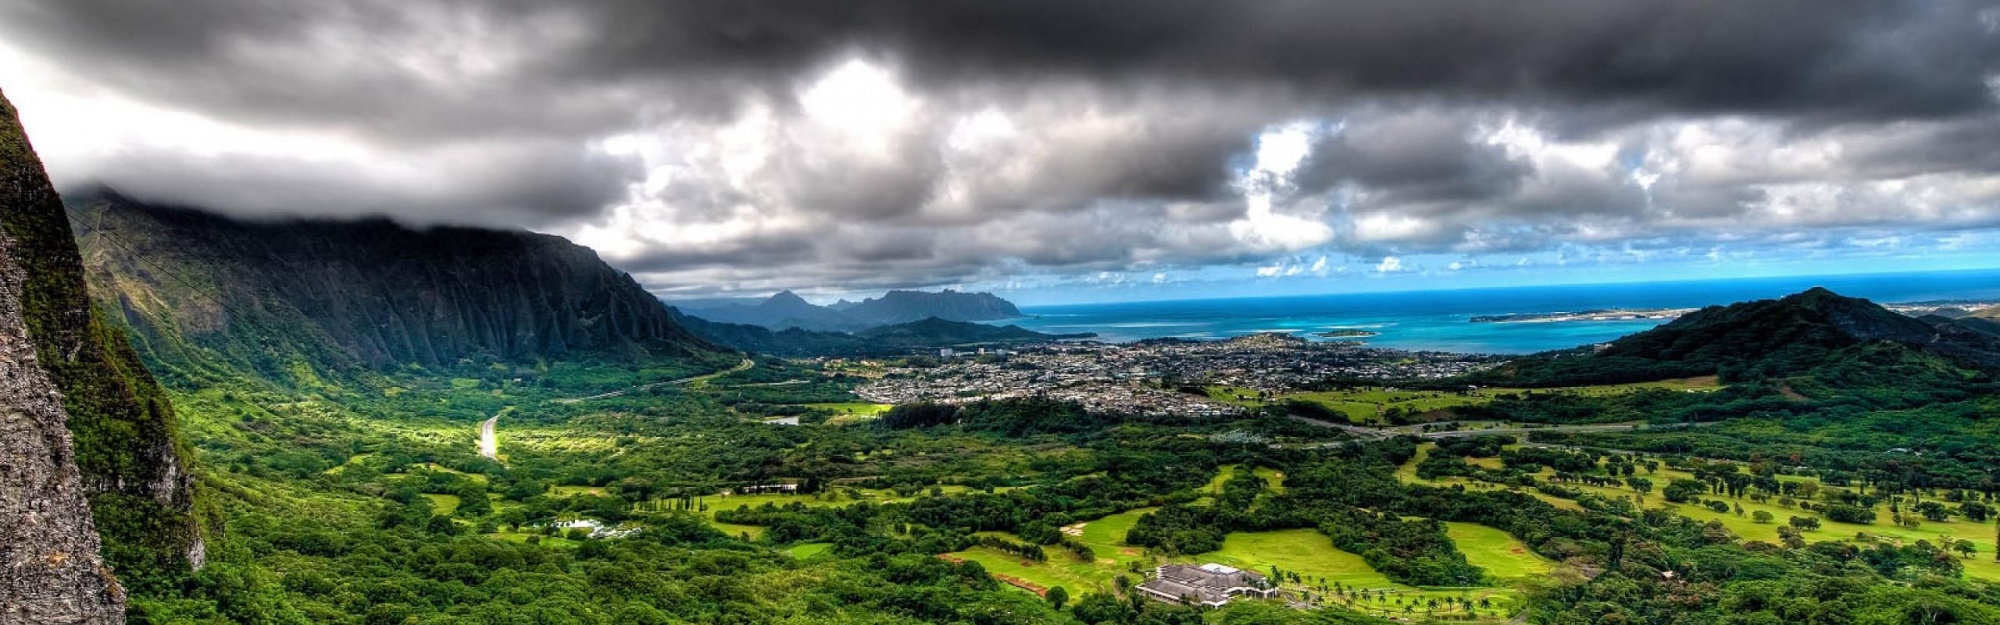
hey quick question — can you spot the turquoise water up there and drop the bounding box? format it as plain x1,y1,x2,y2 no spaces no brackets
1004,270,2000,354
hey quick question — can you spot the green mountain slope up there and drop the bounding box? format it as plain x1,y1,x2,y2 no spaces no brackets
1475,287,2000,386
69,193,732,389
1,89,207,605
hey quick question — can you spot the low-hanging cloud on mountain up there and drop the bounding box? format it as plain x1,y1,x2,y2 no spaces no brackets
2,0,1998,297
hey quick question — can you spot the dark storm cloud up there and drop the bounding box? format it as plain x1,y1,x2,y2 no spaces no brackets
4,0,2000,295
1295,110,1532,207
10,1,1995,139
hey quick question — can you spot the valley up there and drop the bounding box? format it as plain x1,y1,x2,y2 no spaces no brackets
14,165,2000,625
54,205,2000,625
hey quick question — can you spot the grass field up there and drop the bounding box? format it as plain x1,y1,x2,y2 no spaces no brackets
1212,376,1722,424
1446,522,1553,580
785,542,834,559
422,493,461,516
550,485,607,498
487,531,580,549
1200,464,1288,498
681,487,979,536
951,523,1519,620
712,522,766,541
939,465,1527,620
1394,443,2000,582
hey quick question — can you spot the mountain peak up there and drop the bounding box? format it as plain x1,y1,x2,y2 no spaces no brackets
1480,287,2000,386
679,288,1021,331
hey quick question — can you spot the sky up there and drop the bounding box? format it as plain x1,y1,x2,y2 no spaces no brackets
3,1,2000,306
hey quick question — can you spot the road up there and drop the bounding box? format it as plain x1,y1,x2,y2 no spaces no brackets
1289,414,1714,441
554,358,754,404
478,412,502,460
483,359,755,458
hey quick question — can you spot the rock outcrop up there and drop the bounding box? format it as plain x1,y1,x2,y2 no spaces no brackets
0,89,128,624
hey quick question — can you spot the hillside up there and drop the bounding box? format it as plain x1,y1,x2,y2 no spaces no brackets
678,288,1022,331
3,89,205,622
69,192,731,388
1474,287,2000,386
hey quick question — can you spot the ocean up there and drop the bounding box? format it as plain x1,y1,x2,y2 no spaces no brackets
1003,269,2000,354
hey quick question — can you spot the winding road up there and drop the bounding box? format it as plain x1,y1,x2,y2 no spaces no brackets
554,358,753,404
482,359,755,459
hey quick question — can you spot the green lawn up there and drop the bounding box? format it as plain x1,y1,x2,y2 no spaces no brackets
422,493,461,516
785,542,834,559
1396,444,2000,582
1196,465,1287,506
953,524,1518,620
712,522,766,541
1211,377,1722,424
487,531,579,549
1447,522,1553,580
683,487,977,537
1558,468,2000,581
944,495,1525,621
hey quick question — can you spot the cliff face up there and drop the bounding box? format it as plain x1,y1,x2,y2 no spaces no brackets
70,194,724,386
0,90,135,623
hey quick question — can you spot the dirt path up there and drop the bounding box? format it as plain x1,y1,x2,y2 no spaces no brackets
556,359,753,404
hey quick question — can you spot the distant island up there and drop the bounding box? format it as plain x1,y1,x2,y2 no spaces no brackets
673,288,1021,332
1470,308,1696,323
1316,329,1380,338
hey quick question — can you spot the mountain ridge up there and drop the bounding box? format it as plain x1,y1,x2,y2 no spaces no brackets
70,191,731,389
676,288,1022,331
1474,287,2000,386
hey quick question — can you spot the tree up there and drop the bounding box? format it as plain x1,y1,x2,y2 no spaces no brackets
1664,479,1707,503
1955,540,1977,559
1752,510,1774,524
1070,593,1133,624
1915,501,1951,522
1823,505,1875,525
1788,516,1821,531
1046,586,1069,611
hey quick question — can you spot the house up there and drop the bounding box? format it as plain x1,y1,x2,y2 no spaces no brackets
1136,563,1276,607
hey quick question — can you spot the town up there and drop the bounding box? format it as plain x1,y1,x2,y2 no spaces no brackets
857,333,1500,416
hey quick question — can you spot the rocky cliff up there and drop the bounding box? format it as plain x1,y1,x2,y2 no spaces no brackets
68,194,727,387
0,89,144,624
